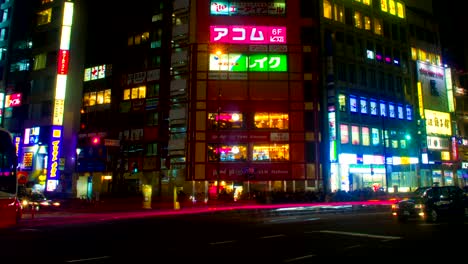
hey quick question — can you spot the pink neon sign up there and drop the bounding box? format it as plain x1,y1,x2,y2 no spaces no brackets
210,26,286,44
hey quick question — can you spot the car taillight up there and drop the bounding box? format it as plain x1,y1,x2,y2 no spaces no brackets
414,204,425,209
391,204,399,209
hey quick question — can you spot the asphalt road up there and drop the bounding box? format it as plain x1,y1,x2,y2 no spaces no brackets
1,208,466,263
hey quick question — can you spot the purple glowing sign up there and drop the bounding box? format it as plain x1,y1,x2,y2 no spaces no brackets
210,26,287,44
46,126,62,192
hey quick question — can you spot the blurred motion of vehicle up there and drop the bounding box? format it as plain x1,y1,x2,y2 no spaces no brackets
391,185,467,222
20,192,62,211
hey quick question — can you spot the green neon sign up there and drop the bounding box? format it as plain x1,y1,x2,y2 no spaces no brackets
210,53,287,72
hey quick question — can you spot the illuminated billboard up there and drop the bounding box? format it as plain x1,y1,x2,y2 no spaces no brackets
416,61,448,113
4,93,22,107
210,26,286,44
46,126,62,191
210,1,286,16
84,64,107,82
424,109,451,136
209,53,287,72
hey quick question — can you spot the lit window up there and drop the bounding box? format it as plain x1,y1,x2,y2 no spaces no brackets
208,112,244,130
364,16,371,30
253,113,288,130
33,53,47,70
89,92,96,106
208,144,248,162
360,98,367,114
411,47,417,60
374,18,382,35
362,0,371,5
371,128,380,145
253,144,289,162
396,2,405,18
362,127,370,146
323,0,332,19
123,89,131,100
354,11,362,29
381,0,388,12
351,126,360,145
370,100,378,115
350,96,358,113
339,94,347,111
334,4,345,23
340,124,349,144
380,102,387,117
104,89,111,104
37,8,52,26
388,0,396,15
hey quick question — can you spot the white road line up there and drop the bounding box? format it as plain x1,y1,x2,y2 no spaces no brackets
66,256,110,263
269,217,298,222
304,218,320,221
259,234,285,239
319,230,402,240
284,254,316,262
209,240,236,245
344,244,361,250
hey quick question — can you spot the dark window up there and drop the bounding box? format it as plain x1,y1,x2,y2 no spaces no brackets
337,62,346,81
305,142,316,163
360,66,367,85
335,31,344,43
400,26,407,43
391,23,399,41
301,27,318,45
383,21,391,39
304,81,313,101
345,8,353,26
348,64,356,84
304,112,315,130
300,0,318,18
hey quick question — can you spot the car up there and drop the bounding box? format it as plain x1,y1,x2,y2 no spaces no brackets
19,192,61,211
391,185,466,222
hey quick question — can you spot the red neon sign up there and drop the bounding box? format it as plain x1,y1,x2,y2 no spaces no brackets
57,49,70,74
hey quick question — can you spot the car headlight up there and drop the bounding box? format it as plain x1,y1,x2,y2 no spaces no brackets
40,201,50,206
391,204,399,209
22,200,29,206
52,202,60,206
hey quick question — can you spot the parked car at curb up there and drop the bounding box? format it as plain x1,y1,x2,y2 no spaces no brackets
391,185,467,222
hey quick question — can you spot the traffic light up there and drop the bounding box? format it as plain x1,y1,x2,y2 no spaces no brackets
91,136,100,145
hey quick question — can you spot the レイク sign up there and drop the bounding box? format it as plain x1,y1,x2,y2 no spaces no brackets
209,53,287,72
46,126,62,192
210,26,286,44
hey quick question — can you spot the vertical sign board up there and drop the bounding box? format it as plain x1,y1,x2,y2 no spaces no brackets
46,1,74,192
46,126,62,191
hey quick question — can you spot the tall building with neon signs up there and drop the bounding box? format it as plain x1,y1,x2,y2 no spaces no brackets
2,0,85,195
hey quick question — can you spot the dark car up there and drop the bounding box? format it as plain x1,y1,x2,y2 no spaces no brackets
391,185,466,222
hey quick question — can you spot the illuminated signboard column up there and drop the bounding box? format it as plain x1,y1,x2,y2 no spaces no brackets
46,1,74,192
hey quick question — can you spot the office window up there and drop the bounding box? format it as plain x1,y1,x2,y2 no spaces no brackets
253,144,289,162
147,83,159,97
364,16,371,30
350,96,358,113
254,113,288,130
323,0,332,19
380,101,387,117
0,27,7,41
334,4,345,23
406,105,412,120
370,100,378,115
362,127,370,146
1,8,8,23
354,11,362,29
380,0,388,12
339,94,347,111
397,105,404,119
360,98,367,114
388,103,395,118
145,143,158,156
209,112,244,130
351,126,360,145
208,144,248,162
396,2,405,18
37,8,52,26
123,86,146,100
374,18,382,35
372,128,380,145
33,53,47,70
340,124,349,144
146,111,159,126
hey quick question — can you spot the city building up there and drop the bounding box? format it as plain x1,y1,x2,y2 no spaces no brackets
321,0,419,193
167,0,322,200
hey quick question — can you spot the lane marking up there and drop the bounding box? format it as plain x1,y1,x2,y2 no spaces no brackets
259,234,285,239
318,230,402,240
269,217,298,222
209,240,236,245
344,244,361,250
304,218,320,221
66,256,110,263
284,254,316,262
